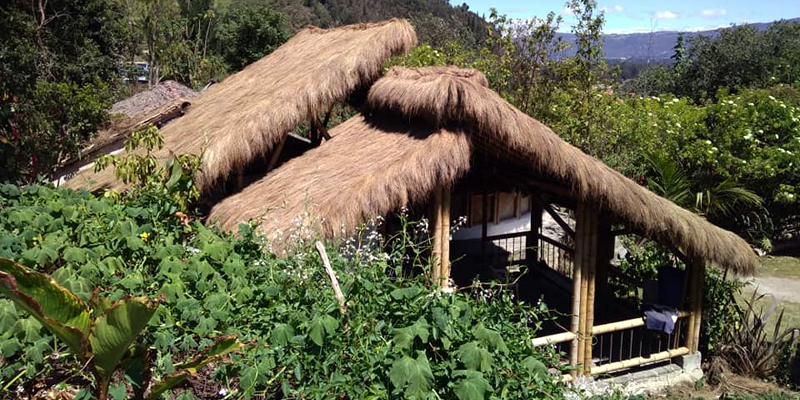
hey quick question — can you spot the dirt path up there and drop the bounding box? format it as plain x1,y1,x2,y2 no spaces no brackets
746,276,800,303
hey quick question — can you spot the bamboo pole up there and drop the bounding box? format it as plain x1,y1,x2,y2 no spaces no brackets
590,347,690,375
685,257,701,353
569,204,585,376
440,188,451,288
532,331,577,347
591,312,691,335
315,242,347,314
583,206,599,375
689,257,705,353
432,186,444,286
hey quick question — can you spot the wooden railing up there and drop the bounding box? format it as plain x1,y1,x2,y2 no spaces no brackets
537,235,574,278
532,311,690,376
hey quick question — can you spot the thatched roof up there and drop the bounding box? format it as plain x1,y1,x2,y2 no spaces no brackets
63,19,417,192
110,80,198,118
208,66,758,275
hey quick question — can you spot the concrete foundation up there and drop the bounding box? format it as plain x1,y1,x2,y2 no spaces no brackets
603,353,704,395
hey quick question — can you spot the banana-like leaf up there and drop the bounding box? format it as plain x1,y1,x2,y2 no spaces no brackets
89,296,159,381
0,258,91,356
147,335,244,400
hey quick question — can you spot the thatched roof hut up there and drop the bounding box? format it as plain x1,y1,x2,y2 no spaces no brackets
208,66,757,275
63,19,417,192
110,80,198,118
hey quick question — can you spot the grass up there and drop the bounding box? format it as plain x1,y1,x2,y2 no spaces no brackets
758,256,800,279
736,256,800,333
739,286,800,333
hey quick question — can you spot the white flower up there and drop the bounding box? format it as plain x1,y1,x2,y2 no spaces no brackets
675,122,681,128
705,140,712,145
769,95,777,101
748,102,755,106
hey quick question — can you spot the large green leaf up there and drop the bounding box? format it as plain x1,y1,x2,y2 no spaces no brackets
147,335,244,400
457,341,492,372
453,370,492,400
89,296,159,380
389,351,433,399
0,258,91,356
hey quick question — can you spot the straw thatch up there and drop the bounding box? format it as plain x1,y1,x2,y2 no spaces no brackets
209,66,758,274
63,19,417,192
110,80,198,118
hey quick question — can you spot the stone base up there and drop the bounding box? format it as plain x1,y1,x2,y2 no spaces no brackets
674,353,702,372
602,353,704,395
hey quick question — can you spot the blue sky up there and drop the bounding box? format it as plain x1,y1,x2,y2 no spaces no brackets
461,0,800,33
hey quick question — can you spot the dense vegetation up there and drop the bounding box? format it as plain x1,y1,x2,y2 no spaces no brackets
1,0,800,398
0,184,562,399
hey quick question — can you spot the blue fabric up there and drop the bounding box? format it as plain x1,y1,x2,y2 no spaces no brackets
644,304,679,334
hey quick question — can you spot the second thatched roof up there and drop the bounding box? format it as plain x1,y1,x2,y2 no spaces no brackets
63,19,417,192
208,66,758,275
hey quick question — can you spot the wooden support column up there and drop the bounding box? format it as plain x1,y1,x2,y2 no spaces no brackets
440,189,451,287
570,205,585,376
686,256,705,353
432,187,444,286
582,208,600,375
481,191,489,259
571,202,600,376
526,199,543,264
266,134,288,172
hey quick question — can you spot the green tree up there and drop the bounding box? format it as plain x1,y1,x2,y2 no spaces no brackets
215,5,291,71
0,0,124,183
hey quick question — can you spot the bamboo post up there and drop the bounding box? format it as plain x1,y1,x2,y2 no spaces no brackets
440,188,451,288
569,205,585,376
583,206,599,375
431,186,444,286
687,257,705,353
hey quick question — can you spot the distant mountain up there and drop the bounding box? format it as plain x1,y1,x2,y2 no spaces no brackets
558,18,800,61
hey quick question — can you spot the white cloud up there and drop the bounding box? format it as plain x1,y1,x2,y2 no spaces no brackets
700,8,727,18
559,7,574,17
601,4,625,13
654,10,678,20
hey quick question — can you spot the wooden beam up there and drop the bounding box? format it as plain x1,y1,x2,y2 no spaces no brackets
526,201,543,263
481,191,488,258
493,192,500,225
541,202,575,238
514,192,522,219
267,134,289,172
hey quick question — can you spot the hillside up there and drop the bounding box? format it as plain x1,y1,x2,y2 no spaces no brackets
558,18,800,61
269,0,488,48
